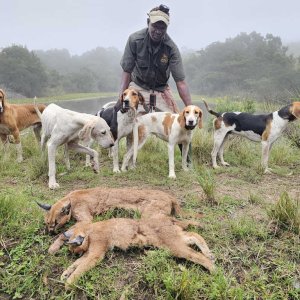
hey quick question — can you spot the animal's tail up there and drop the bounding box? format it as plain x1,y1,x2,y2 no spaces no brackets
33,97,43,119
203,100,221,117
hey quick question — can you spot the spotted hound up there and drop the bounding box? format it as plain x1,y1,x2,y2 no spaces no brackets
96,88,146,173
122,105,203,178
204,100,300,173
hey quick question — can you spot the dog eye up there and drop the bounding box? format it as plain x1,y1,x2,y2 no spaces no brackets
101,130,106,135
132,92,137,96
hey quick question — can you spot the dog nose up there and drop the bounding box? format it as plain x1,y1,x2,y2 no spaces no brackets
110,143,114,147
188,120,194,126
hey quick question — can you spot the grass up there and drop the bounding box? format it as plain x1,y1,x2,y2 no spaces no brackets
1,102,300,299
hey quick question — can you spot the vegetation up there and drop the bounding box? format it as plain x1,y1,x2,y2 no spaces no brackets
1,32,300,101
1,96,300,299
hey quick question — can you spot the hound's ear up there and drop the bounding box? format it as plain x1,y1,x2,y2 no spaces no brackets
291,102,300,119
78,121,95,143
178,109,186,128
0,89,5,98
138,92,145,105
198,109,203,128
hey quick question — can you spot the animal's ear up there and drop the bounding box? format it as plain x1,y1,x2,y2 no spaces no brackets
60,202,71,215
138,92,145,104
178,109,186,128
0,89,5,100
63,229,74,240
67,235,85,246
198,109,203,128
36,201,52,211
78,121,95,143
291,102,300,118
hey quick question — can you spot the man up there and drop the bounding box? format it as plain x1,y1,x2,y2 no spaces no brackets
119,4,192,112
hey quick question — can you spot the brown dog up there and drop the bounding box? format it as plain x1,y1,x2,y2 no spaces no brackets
37,187,200,236
55,216,215,287
0,89,46,162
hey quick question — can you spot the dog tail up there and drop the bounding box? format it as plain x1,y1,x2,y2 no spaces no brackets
203,100,221,117
33,97,43,120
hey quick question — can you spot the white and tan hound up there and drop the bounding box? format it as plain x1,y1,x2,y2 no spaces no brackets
122,105,203,178
204,101,300,173
35,104,114,189
0,89,46,162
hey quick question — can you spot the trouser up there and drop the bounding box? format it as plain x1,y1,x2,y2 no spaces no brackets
129,82,192,164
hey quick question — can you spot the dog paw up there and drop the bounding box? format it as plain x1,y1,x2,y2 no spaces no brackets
113,168,121,173
49,182,60,189
221,162,230,166
168,174,176,179
212,165,220,169
264,168,273,174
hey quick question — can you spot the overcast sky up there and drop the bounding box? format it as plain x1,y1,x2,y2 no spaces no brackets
1,0,300,55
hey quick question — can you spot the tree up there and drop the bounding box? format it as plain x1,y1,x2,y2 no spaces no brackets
0,45,48,97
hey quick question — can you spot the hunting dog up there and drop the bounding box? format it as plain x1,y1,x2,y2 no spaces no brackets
122,105,203,178
95,88,146,173
0,89,46,162
204,101,300,173
37,187,198,236
35,104,114,189
52,216,215,287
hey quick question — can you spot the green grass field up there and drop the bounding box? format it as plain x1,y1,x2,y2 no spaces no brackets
0,96,300,299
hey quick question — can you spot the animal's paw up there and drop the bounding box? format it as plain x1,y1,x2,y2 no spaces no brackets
113,168,121,173
121,166,128,172
212,164,220,169
49,182,60,189
168,174,176,179
221,162,230,166
264,167,273,174
91,161,99,173
182,166,189,172
61,270,71,281
17,157,23,163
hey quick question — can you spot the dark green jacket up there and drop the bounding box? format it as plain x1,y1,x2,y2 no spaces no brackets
120,28,185,92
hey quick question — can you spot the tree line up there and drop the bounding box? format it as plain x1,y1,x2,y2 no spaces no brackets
0,32,299,100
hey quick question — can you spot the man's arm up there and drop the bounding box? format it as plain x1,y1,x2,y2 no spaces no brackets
118,71,131,100
176,80,192,106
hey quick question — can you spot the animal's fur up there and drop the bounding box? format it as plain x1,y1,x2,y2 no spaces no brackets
122,105,203,178
0,89,46,162
38,187,198,237
35,103,114,189
56,216,215,287
204,100,300,173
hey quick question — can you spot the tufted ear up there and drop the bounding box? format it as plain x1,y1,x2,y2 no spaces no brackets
78,121,96,143
178,110,186,128
198,109,203,128
291,102,300,119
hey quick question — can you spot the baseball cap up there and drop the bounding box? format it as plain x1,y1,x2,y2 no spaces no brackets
148,9,170,26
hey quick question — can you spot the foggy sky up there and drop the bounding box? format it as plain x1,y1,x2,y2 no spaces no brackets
1,0,300,55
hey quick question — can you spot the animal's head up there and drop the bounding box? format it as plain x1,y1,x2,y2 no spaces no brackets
63,223,90,255
291,102,300,119
78,118,114,148
121,88,145,111
36,200,72,234
0,89,6,113
178,105,203,129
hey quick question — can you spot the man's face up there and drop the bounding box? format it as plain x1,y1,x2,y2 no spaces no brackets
148,21,167,43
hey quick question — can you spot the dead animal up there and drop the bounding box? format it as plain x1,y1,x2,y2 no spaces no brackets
37,187,200,235
56,216,215,287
